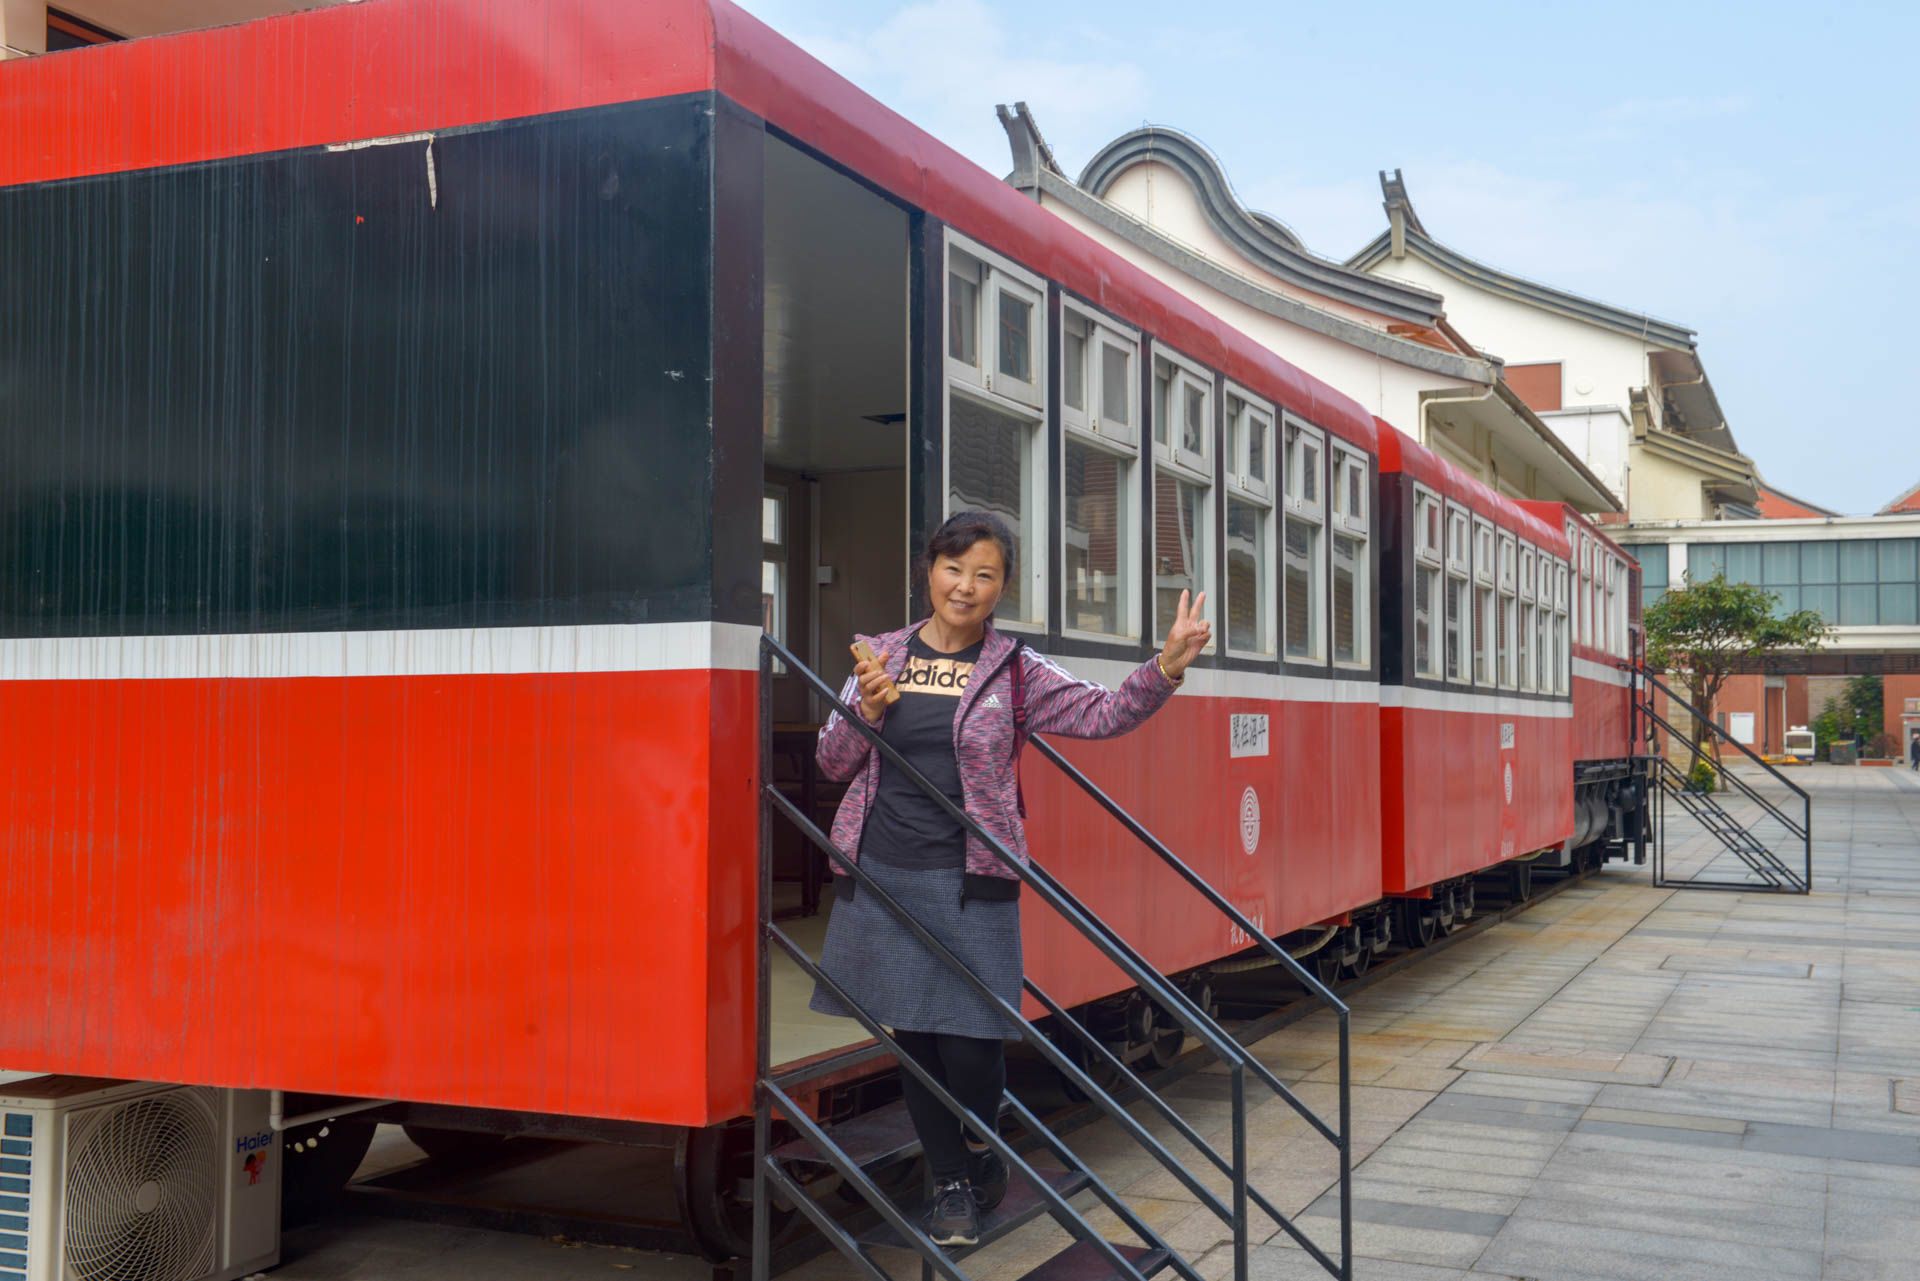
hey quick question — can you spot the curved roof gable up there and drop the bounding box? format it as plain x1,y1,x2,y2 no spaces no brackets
1348,172,1697,351
1075,128,1448,328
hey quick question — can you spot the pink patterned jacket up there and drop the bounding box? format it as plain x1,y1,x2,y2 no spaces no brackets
816,621,1177,896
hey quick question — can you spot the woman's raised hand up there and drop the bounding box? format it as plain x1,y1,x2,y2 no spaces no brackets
855,654,893,724
1159,590,1210,681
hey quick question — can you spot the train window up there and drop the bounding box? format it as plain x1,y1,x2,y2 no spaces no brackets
1153,348,1214,644
1473,517,1495,686
946,236,1044,412
1556,562,1571,694
1331,444,1369,668
763,486,788,651
1498,532,1517,690
1226,392,1273,500
1284,419,1329,663
1535,561,1552,692
1225,389,1276,657
1518,544,1537,691
945,236,1048,627
1412,488,1442,680
1444,505,1470,683
1153,350,1212,475
1062,316,1140,642
1062,306,1138,445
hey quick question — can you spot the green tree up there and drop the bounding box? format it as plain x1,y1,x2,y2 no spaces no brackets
1813,675,1886,758
1643,572,1829,761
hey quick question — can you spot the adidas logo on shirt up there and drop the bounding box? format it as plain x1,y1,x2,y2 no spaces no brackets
981,693,1002,709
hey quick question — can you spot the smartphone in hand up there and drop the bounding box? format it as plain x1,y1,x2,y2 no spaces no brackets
849,640,902,706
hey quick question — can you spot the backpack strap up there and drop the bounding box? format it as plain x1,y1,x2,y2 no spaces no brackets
1009,641,1029,819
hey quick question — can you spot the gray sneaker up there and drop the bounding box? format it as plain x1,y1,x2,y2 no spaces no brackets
923,1179,979,1246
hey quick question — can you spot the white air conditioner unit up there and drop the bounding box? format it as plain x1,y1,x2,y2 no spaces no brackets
0,1078,280,1281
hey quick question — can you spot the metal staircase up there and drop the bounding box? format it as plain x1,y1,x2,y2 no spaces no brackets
754,635,1354,1281
1632,666,1811,894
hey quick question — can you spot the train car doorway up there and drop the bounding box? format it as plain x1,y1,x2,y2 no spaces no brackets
761,134,910,1066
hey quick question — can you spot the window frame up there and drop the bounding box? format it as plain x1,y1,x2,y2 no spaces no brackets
1498,530,1518,691
1518,542,1538,691
1443,502,1471,685
1223,384,1278,659
1150,344,1216,648
1059,308,1143,645
1329,442,1370,670
1472,516,1496,687
1153,348,1214,480
943,231,1049,633
1060,302,1140,448
1282,416,1332,666
1555,561,1571,695
1412,486,1443,681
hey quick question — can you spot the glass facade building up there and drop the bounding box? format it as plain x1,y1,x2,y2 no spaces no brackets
1635,537,1920,627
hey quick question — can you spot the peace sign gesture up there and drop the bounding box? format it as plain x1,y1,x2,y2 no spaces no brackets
1158,590,1210,682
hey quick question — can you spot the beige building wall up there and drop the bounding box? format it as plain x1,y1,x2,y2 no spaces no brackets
2,0,47,56
1038,192,1480,440
1628,447,1716,521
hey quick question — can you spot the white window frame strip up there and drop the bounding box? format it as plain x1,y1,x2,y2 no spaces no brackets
1330,442,1370,670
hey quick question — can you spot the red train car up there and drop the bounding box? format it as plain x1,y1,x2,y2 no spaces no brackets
1374,432,1573,934
1523,502,1646,856
0,0,1648,1259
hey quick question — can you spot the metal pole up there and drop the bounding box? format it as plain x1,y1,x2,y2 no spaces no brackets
1338,1008,1352,1281
1231,1063,1248,1281
752,643,775,1281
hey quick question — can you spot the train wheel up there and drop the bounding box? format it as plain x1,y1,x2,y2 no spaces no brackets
1343,945,1371,980
281,1117,376,1227
1399,901,1438,950
675,1120,794,1260
1510,860,1534,902
401,1125,512,1165
1314,948,1344,987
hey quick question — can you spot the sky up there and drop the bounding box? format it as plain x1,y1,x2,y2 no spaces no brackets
740,0,1920,516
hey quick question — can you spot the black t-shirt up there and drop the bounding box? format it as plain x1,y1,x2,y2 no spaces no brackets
858,633,984,870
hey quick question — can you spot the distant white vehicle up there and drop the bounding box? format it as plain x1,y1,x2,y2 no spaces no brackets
1783,726,1816,764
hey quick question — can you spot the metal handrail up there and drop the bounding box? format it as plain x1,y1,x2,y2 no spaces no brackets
753,634,1353,1281
1632,663,1811,896
1641,703,1807,838
1634,666,1810,803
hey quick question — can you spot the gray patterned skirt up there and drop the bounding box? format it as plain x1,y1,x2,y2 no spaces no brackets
808,858,1024,1040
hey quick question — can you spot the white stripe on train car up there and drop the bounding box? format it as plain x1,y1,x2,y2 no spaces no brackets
1378,685,1575,719
0,621,765,680
1572,657,1632,687
1050,654,1381,705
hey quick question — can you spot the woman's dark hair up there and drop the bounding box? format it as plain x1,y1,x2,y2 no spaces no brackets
920,510,1016,580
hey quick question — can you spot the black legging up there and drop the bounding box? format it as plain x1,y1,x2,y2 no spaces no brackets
892,1030,1005,1183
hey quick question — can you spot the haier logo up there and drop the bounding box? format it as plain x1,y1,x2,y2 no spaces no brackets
236,1131,274,1155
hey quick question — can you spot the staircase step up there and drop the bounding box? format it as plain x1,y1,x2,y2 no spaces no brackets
1014,1240,1171,1281
770,1099,921,1169
856,1166,1090,1254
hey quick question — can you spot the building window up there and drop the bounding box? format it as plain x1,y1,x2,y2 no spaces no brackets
1445,504,1470,683
1332,446,1370,668
1688,537,1918,626
1225,390,1276,656
1498,532,1517,689
1413,488,1442,680
1505,361,1563,413
1284,419,1330,663
1153,349,1214,641
946,234,1046,627
1635,543,1669,611
1062,308,1139,641
1474,518,1496,685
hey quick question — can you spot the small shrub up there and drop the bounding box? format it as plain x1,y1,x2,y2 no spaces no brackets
1686,760,1718,794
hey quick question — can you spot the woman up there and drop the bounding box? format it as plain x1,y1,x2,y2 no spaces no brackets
812,510,1208,1247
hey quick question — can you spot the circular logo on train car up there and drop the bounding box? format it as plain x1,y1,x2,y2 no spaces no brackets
1240,787,1260,855
1504,763,1514,804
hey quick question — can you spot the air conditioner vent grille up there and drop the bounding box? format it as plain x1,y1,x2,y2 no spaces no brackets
63,1090,219,1281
